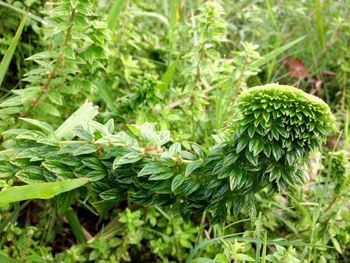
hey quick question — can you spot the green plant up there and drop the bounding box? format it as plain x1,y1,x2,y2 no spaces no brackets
0,0,109,124
1,1,348,261
0,84,335,224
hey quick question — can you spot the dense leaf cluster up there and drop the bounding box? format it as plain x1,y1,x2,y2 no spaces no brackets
322,150,350,193
0,84,335,222
0,0,109,121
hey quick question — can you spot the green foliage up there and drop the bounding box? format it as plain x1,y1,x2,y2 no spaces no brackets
0,84,335,224
0,0,348,261
0,0,109,122
322,150,349,193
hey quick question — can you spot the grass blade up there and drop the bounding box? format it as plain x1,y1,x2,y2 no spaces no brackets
0,178,89,207
0,251,20,263
251,36,305,68
107,0,127,30
64,207,87,243
156,59,178,96
314,0,324,47
0,15,27,87
286,192,312,227
95,80,116,110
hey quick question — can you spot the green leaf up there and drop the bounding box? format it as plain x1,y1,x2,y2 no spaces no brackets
16,130,46,141
15,166,45,183
236,138,249,153
0,251,20,263
185,159,203,177
263,144,271,158
85,170,106,181
229,167,243,190
137,163,169,177
271,144,283,161
0,178,89,206
247,126,255,138
19,118,54,134
331,237,342,254
156,59,178,96
55,102,99,140
235,254,255,261
245,149,258,166
0,15,27,87
0,165,14,178
47,89,63,105
55,191,75,214
95,80,116,110
37,103,61,117
171,174,185,192
169,142,181,154
192,257,216,263
149,171,174,181
113,151,143,169
73,126,93,141
73,144,97,156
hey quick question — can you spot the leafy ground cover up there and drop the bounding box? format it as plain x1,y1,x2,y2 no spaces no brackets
0,0,349,262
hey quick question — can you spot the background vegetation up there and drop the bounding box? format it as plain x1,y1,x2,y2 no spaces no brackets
0,0,349,262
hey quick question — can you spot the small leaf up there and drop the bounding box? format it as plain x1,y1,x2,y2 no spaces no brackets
37,103,61,117
245,150,258,166
185,159,203,177
137,163,169,177
149,172,173,180
236,138,249,153
171,174,185,191
73,144,97,156
19,118,53,134
85,170,106,181
113,151,143,169
169,142,181,154
247,126,255,138
272,144,283,161
47,89,63,105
